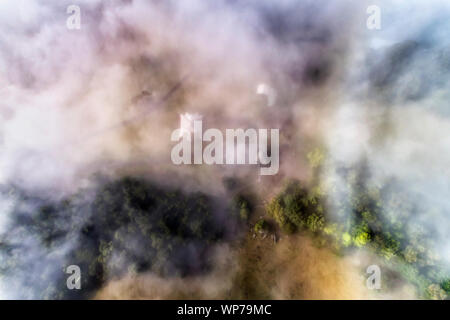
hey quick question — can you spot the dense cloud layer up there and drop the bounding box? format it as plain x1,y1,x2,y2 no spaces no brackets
0,0,449,299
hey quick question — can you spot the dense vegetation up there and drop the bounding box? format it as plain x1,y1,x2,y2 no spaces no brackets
0,177,233,299
1,158,448,299
266,150,450,299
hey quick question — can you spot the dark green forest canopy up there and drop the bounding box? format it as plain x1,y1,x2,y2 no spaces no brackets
0,177,240,299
